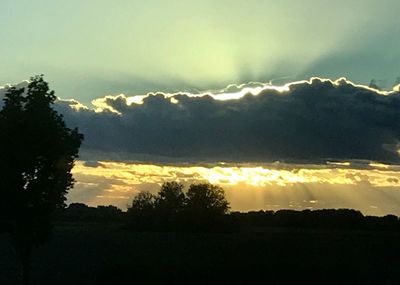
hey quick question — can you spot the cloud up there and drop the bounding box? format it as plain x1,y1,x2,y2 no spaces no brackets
3,77,400,163
70,160,400,215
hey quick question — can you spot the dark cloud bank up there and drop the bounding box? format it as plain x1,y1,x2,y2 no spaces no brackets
3,78,400,163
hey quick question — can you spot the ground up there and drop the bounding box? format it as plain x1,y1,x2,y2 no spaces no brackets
1,222,399,284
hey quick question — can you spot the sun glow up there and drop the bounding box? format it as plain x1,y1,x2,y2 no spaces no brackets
87,77,400,114
69,160,400,215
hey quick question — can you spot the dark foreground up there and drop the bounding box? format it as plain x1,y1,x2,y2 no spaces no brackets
1,222,400,285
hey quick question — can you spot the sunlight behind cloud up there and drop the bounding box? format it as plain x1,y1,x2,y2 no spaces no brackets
86,77,398,115
69,160,400,215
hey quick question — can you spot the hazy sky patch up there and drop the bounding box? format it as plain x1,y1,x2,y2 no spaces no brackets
1,0,399,103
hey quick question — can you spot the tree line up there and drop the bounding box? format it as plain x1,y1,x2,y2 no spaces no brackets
125,182,232,232
55,180,400,233
55,182,234,232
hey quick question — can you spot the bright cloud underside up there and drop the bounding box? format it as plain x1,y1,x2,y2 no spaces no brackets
70,160,400,215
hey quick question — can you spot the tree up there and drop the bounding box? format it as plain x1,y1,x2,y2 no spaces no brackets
128,191,156,213
184,183,230,232
186,183,230,216
0,75,83,284
155,182,186,230
156,182,186,214
127,191,157,230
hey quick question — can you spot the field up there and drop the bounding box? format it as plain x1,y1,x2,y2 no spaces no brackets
1,222,400,284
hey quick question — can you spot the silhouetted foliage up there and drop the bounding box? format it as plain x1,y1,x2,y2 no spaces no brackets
55,203,123,223
128,192,156,212
126,182,232,232
232,209,400,231
126,191,157,230
185,183,229,216
96,205,123,220
0,75,83,283
154,182,186,230
181,183,231,231
156,182,186,214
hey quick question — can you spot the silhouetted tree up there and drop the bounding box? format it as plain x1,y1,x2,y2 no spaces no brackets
155,182,185,228
126,183,231,232
54,203,123,222
186,183,229,216
0,75,83,284
127,191,156,230
128,191,156,212
184,183,230,231
96,205,123,220
156,182,186,211
153,182,186,230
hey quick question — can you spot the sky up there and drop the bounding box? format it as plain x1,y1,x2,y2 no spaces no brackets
69,160,400,216
2,0,400,215
1,0,400,104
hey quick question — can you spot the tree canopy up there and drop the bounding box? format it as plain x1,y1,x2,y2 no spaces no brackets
129,191,156,213
186,183,230,216
0,75,83,283
0,75,83,222
156,181,186,214
127,182,230,231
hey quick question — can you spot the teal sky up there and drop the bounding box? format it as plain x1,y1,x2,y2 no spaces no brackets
1,0,400,104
